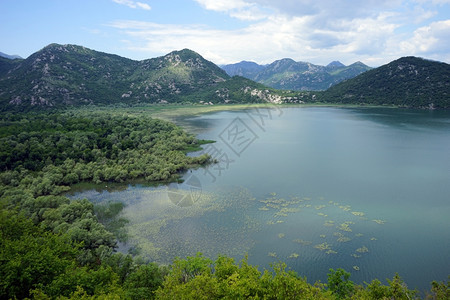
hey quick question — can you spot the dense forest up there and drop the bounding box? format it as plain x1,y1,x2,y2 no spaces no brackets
320,57,450,109
1,110,448,299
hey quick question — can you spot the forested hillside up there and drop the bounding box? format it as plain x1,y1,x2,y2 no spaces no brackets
321,57,450,109
0,44,306,111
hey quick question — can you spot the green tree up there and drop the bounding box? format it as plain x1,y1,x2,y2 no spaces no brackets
327,268,354,299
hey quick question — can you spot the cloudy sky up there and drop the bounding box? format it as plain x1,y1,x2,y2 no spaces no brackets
1,0,450,66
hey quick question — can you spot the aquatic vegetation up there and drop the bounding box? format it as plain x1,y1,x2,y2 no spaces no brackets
370,237,377,241
356,246,369,253
333,232,351,242
353,266,360,271
258,206,269,211
315,205,326,210
373,219,386,225
355,233,364,237
351,254,362,258
320,234,326,238
293,239,312,246
278,233,286,238
266,203,280,209
317,212,328,217
324,220,335,227
351,211,365,217
339,205,351,211
274,212,288,217
266,220,275,225
288,253,299,258
276,220,284,224
314,242,332,251
337,222,353,232
326,250,337,254
268,252,277,257
338,236,352,243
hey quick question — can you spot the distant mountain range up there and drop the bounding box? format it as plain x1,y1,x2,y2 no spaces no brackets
0,44,306,110
0,44,449,110
221,59,372,91
0,51,22,60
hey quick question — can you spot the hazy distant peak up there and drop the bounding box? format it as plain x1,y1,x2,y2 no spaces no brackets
327,61,345,68
0,51,23,60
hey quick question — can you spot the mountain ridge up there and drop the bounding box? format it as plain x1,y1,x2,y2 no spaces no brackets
0,44,307,111
321,56,450,109
0,44,449,110
221,59,372,91
0,51,23,60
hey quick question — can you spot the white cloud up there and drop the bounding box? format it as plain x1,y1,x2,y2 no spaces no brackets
108,0,450,66
112,0,151,10
194,0,267,21
194,0,249,12
401,20,450,54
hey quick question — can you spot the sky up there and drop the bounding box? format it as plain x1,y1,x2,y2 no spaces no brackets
1,0,450,66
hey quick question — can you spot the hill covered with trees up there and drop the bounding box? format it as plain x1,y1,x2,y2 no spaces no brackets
0,44,307,111
320,57,450,109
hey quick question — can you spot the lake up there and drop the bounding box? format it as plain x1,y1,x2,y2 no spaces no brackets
70,106,450,293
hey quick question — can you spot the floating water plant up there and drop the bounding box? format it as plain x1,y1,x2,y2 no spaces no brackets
320,234,326,238
317,212,328,217
315,205,326,210
288,253,299,258
351,211,365,217
258,206,269,211
324,220,335,227
372,219,386,225
355,233,364,237
370,237,377,241
278,233,285,238
337,222,353,232
326,250,337,254
339,205,351,211
314,242,331,251
356,246,369,253
337,236,352,243
353,266,360,271
293,239,312,246
351,254,362,258
268,252,277,257
275,212,288,217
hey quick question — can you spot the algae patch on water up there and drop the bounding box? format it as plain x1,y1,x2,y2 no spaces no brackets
124,186,260,264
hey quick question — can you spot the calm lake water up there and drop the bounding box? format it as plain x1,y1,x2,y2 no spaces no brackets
70,106,450,293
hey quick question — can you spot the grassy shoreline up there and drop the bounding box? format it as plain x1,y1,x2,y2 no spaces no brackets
69,102,401,123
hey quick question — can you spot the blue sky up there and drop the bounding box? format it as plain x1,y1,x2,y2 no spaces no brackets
1,0,450,66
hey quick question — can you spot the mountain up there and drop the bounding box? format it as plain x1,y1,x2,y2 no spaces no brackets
221,59,372,91
0,44,307,111
0,51,22,60
326,61,345,69
221,61,265,79
321,56,450,109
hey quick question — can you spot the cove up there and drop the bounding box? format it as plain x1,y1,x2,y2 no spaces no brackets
69,106,450,293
